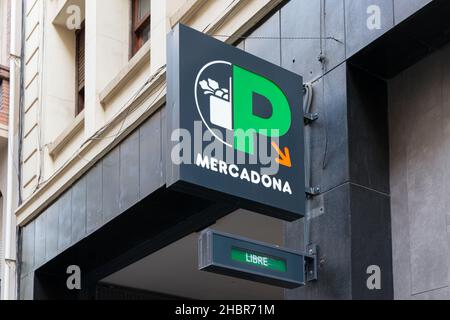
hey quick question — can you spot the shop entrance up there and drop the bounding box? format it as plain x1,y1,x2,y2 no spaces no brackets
101,210,284,300
33,188,284,300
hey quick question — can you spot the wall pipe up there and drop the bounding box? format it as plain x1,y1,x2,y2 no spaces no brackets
1,0,22,301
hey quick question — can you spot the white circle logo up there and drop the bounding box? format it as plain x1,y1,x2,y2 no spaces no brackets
194,61,233,148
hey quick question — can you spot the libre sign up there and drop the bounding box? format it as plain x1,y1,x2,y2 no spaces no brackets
199,229,310,288
167,24,305,221
231,247,287,273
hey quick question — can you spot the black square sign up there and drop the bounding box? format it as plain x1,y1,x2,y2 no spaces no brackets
166,24,305,221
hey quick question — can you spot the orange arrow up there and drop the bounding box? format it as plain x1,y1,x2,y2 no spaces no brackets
271,141,292,168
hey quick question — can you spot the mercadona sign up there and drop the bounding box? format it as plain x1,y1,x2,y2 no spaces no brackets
167,24,305,221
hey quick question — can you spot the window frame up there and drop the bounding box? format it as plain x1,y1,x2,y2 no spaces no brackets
131,0,150,57
75,24,86,116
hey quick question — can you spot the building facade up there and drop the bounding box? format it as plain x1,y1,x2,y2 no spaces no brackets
0,0,11,298
6,0,450,300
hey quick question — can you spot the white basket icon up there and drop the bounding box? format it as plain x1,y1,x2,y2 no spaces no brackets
199,78,233,130
210,95,232,130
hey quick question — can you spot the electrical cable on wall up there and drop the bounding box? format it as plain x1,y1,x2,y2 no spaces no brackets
320,0,329,171
302,0,328,251
36,76,167,187
30,7,342,197
16,0,26,205
34,8,231,190
303,82,313,251
214,35,343,43
76,82,167,165
83,65,166,144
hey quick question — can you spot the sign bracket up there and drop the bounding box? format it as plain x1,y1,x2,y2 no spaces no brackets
304,112,319,125
303,83,318,125
305,186,321,198
305,244,318,282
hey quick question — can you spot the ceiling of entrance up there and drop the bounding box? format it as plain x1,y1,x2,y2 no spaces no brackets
102,209,286,300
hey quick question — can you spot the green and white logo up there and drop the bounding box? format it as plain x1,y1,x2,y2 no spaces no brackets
195,61,293,165
168,24,305,220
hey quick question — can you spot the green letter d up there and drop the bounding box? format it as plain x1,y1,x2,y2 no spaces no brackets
233,65,292,154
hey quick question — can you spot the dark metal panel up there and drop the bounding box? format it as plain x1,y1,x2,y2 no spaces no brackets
21,221,35,276
349,0,450,79
120,130,140,211
345,0,394,57
45,201,59,261
398,58,450,295
58,191,72,252
102,147,120,222
287,64,392,300
34,190,236,299
323,0,346,72
34,212,46,268
285,183,352,300
139,111,163,199
280,0,322,82
160,107,167,184
388,74,411,299
308,63,349,192
347,65,390,193
280,0,346,77
86,163,103,234
71,176,87,243
350,184,393,299
394,0,432,24
245,11,281,66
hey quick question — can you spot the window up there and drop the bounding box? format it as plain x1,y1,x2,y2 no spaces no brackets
131,0,150,56
76,26,85,115
0,80,3,112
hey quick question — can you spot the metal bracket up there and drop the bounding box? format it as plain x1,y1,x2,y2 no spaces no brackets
304,112,319,125
303,83,318,125
305,244,318,282
305,186,321,197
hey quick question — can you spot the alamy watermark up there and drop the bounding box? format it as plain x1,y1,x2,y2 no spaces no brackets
367,5,382,30
66,265,81,290
171,121,282,176
366,265,381,290
66,5,82,31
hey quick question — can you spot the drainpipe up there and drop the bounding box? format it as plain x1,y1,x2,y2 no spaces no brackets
1,0,22,301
